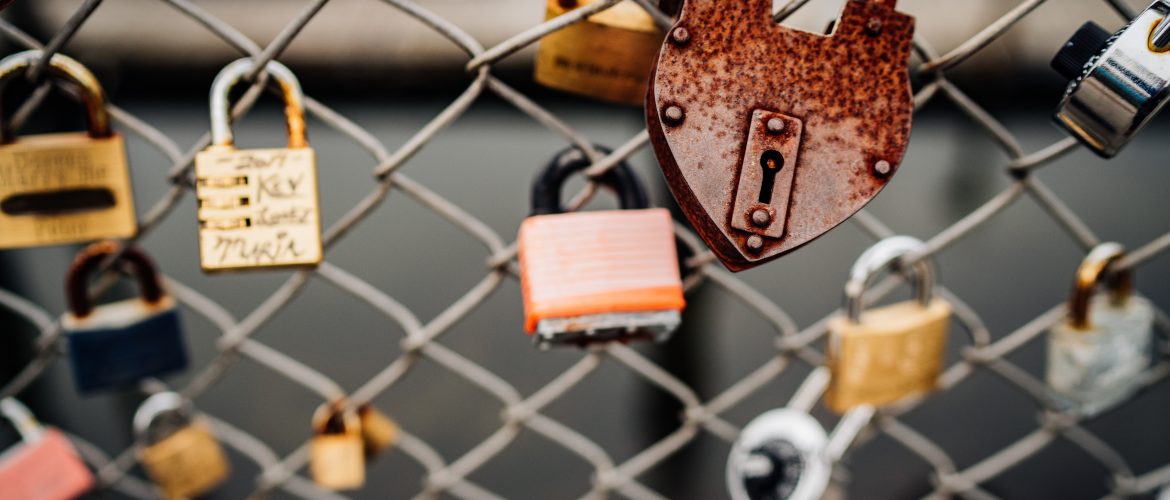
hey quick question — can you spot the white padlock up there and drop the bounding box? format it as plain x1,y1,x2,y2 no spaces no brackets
1046,243,1153,417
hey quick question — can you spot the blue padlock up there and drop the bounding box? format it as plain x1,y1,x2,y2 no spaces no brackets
62,241,188,393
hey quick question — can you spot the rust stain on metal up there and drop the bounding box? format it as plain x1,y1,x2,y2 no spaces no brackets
646,0,915,272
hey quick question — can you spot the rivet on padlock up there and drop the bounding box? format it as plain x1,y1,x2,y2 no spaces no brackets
825,236,951,414
1046,243,1153,417
195,58,322,272
534,0,665,105
63,241,189,394
518,145,686,349
309,402,365,491
0,50,137,249
1052,1,1170,157
647,0,915,271
357,404,399,459
133,392,230,499
0,398,94,500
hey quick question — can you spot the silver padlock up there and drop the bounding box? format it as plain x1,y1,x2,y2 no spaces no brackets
1052,1,1170,157
1046,243,1153,417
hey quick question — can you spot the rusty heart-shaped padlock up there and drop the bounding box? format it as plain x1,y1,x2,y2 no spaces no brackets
647,0,915,271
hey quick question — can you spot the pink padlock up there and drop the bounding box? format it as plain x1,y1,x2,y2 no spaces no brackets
0,398,94,500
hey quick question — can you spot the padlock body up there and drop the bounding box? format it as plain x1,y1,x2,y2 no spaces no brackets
359,407,398,458
0,428,94,500
1047,295,1154,416
64,296,188,393
0,132,136,249
518,208,686,347
535,0,664,105
195,146,322,271
310,434,365,490
825,299,951,413
139,420,230,499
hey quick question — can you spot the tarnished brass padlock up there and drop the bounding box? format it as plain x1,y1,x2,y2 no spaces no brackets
0,398,94,500
134,392,230,499
358,404,399,458
518,145,686,348
309,402,364,491
0,50,137,249
534,0,664,105
1047,243,1153,416
195,58,322,272
825,237,951,413
647,0,915,271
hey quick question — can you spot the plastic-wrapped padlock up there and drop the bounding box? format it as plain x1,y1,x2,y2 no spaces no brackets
134,392,230,499
63,241,188,394
518,145,686,348
1047,243,1153,416
0,398,94,500
825,236,951,413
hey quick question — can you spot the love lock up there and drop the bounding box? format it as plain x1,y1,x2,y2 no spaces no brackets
647,0,915,271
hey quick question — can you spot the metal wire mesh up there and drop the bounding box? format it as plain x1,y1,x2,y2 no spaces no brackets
2,0,1170,498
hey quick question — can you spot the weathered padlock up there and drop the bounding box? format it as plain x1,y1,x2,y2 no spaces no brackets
647,0,915,271
1046,243,1153,417
825,236,951,413
0,398,94,500
534,0,664,105
195,58,322,272
1052,1,1170,157
63,241,188,394
358,404,398,458
309,402,365,490
518,145,686,348
133,392,230,499
0,50,137,249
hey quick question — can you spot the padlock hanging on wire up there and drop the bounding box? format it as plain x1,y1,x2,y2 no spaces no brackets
0,398,95,500
646,0,916,272
517,145,686,349
133,392,231,499
309,401,366,491
195,58,323,272
1052,1,1170,157
1046,243,1153,417
0,50,138,249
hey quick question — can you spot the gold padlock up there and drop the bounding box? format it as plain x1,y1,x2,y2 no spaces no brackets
195,58,322,272
358,404,399,459
133,392,230,499
534,0,664,105
309,402,364,491
825,237,952,414
0,50,136,249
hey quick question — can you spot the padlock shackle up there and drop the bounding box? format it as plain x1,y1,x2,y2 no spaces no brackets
313,400,360,437
132,391,194,443
66,241,166,318
209,58,307,149
1068,242,1133,330
844,236,933,323
0,398,45,442
0,50,111,143
531,144,649,215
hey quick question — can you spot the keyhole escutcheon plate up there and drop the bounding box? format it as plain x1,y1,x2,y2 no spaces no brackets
730,110,803,240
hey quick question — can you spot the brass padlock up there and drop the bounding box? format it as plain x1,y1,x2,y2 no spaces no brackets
534,0,664,105
309,402,364,491
825,237,951,414
195,58,322,272
0,50,136,249
647,0,915,271
133,392,230,499
358,404,399,458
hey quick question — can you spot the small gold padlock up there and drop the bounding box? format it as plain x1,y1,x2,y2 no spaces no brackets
195,58,322,272
534,0,664,105
133,392,230,499
358,404,399,459
309,402,365,491
0,50,136,249
825,237,952,414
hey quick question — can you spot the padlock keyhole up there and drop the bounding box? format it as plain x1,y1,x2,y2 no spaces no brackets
758,150,784,204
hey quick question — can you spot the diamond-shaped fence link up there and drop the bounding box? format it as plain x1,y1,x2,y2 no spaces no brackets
1,0,1170,499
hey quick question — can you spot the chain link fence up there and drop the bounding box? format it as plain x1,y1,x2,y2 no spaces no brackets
2,0,1170,498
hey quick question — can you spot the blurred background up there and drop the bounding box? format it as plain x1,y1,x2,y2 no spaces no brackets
2,0,1170,499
